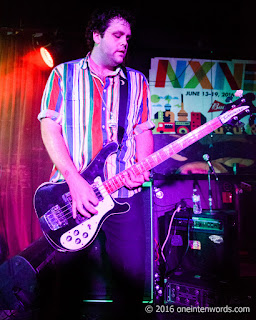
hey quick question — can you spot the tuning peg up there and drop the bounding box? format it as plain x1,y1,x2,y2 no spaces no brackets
235,90,243,98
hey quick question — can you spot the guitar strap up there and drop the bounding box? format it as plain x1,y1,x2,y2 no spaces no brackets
118,66,129,147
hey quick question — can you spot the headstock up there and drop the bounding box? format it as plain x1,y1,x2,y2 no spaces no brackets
220,91,256,126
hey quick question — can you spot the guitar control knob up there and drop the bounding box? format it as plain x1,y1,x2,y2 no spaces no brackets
75,238,81,244
74,230,79,236
66,235,72,242
83,232,89,238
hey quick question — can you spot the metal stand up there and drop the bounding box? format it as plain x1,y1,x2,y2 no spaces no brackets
207,169,213,214
207,168,218,214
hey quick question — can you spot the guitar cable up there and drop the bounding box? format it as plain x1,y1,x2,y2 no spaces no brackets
160,204,181,263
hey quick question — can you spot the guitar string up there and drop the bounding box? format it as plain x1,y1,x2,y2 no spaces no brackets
46,155,155,223
55,175,123,221
45,159,155,223
46,183,114,222
46,164,142,222
47,167,132,221
51,186,109,221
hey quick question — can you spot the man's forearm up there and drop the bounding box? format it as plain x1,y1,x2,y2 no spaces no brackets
40,118,79,182
135,129,154,162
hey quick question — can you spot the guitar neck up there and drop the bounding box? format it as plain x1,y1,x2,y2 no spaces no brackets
103,116,223,195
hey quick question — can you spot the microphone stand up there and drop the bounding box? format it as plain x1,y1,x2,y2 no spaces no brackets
207,168,213,214
203,154,218,214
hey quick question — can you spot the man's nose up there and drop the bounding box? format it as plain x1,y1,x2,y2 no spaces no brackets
121,37,128,48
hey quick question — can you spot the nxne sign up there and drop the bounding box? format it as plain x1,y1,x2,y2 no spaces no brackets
150,58,256,91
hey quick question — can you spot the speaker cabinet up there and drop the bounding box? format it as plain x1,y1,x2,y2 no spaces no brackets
159,209,239,281
82,182,154,303
0,237,55,310
0,256,38,310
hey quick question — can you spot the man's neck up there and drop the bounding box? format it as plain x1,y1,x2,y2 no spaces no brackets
90,49,116,80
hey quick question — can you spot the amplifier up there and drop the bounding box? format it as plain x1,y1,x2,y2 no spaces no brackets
192,216,223,232
82,183,154,303
158,209,239,281
172,215,224,233
164,272,229,307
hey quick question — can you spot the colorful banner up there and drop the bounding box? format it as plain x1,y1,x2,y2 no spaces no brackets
149,57,256,135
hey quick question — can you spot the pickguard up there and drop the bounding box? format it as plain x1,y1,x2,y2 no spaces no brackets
60,176,114,250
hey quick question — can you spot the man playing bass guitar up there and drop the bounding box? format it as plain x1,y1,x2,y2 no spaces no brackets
39,8,154,319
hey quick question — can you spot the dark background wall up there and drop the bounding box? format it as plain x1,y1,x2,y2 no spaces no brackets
1,0,255,77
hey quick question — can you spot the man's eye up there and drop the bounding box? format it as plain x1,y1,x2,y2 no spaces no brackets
114,34,121,38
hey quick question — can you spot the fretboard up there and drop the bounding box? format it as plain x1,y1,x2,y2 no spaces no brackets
103,116,223,195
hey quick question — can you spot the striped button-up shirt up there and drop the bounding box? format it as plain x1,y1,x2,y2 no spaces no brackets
39,55,154,198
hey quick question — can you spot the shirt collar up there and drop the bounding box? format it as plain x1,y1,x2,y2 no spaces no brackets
80,53,127,79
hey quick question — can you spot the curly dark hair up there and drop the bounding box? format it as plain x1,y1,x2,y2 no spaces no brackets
85,7,135,51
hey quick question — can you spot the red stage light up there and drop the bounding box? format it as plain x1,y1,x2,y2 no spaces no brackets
40,47,54,68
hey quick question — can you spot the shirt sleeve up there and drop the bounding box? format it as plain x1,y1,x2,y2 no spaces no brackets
133,75,155,135
38,67,63,124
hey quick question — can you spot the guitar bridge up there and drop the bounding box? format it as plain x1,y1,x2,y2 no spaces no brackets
43,204,68,231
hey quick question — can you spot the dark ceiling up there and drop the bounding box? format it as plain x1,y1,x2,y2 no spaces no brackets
1,0,256,72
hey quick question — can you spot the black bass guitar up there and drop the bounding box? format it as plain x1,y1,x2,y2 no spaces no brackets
34,92,256,252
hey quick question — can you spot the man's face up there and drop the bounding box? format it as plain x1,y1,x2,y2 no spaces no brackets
94,18,131,68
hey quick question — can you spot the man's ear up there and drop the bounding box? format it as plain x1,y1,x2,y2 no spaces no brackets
93,31,101,45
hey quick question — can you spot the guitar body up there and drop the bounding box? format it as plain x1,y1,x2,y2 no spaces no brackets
34,142,130,252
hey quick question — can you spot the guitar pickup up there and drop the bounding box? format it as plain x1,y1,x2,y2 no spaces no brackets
62,192,72,204
91,177,104,201
92,185,104,201
62,192,87,224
